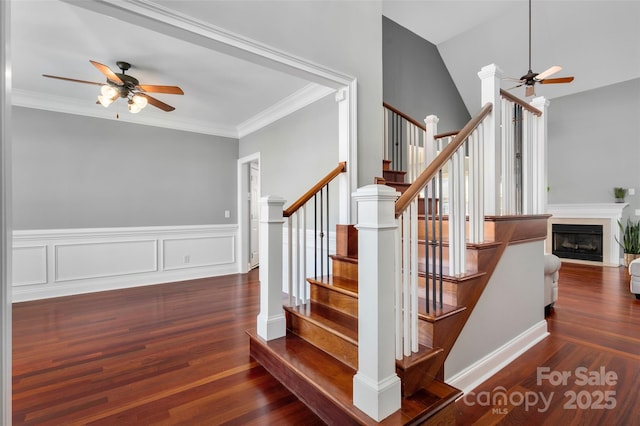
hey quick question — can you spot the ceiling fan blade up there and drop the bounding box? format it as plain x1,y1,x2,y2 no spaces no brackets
139,93,175,112
525,85,535,97
505,82,525,91
89,60,124,85
535,65,562,81
137,84,184,95
540,76,575,84
42,74,103,86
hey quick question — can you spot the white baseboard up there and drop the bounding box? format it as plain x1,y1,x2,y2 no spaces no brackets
12,225,239,302
446,320,549,394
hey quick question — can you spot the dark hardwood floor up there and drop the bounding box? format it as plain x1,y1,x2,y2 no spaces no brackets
12,262,640,425
455,262,640,425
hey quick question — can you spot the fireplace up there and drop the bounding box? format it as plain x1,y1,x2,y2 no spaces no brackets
552,224,603,262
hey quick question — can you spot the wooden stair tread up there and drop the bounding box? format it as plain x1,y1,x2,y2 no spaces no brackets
308,275,359,295
330,253,358,263
248,329,462,425
418,267,486,282
395,344,443,370
418,304,467,322
285,304,358,344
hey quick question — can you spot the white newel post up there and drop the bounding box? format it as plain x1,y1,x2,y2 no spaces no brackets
424,115,439,167
352,185,401,421
256,195,287,341
478,64,503,215
530,96,550,214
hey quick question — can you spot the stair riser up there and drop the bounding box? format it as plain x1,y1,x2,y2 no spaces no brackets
335,224,358,258
332,257,358,281
310,285,358,318
396,350,444,398
286,311,358,370
418,243,480,274
383,169,406,183
419,276,458,307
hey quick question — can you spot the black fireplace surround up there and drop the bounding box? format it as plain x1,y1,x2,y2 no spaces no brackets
552,224,604,262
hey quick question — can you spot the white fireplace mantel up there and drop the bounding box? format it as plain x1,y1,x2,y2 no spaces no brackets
546,203,629,267
547,203,629,220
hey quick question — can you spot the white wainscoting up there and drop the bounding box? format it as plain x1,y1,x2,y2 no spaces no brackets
12,225,239,302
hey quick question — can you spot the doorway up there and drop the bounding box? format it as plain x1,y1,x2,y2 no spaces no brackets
237,153,260,274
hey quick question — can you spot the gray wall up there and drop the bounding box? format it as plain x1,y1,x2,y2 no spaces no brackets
157,0,383,188
13,107,238,229
240,95,338,207
383,16,471,133
547,78,640,218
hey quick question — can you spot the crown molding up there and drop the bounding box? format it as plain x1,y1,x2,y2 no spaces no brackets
237,83,335,138
12,89,239,138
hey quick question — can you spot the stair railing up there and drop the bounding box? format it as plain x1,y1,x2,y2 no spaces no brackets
393,103,493,358
383,102,426,181
499,89,546,215
282,162,347,306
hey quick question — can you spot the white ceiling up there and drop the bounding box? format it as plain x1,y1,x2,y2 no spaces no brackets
384,0,640,112
11,1,640,136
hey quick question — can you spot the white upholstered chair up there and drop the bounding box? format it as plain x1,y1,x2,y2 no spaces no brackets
544,254,561,316
627,258,640,299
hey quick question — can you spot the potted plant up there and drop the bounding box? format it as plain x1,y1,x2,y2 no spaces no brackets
616,218,640,266
614,187,627,203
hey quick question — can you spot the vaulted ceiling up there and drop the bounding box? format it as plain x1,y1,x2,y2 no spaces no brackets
11,0,640,136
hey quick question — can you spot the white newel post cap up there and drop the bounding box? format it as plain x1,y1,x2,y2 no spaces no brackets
530,96,550,111
477,63,504,80
352,185,401,229
260,195,286,221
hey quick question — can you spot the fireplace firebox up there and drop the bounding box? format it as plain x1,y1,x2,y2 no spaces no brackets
552,224,603,262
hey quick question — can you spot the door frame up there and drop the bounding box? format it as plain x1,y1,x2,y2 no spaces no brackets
237,153,260,274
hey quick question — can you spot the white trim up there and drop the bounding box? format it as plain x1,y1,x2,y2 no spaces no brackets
12,89,238,138
58,0,356,138
237,152,261,274
447,320,549,395
12,225,239,302
237,83,335,138
0,0,12,420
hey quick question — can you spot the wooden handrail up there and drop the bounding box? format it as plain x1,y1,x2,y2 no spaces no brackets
395,103,493,217
500,89,542,117
435,130,459,139
383,102,426,131
283,162,347,217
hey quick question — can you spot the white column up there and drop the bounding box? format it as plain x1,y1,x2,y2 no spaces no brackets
478,64,503,215
1,0,12,423
336,85,357,224
531,97,550,214
256,196,287,341
352,185,401,421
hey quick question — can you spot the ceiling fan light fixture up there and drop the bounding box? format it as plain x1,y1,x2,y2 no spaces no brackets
97,94,115,108
100,84,118,98
128,100,142,114
131,94,148,108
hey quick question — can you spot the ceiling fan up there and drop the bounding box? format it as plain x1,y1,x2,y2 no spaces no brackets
508,0,574,97
43,60,184,113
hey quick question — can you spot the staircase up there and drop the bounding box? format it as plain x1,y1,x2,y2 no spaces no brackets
248,156,548,424
249,71,552,423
